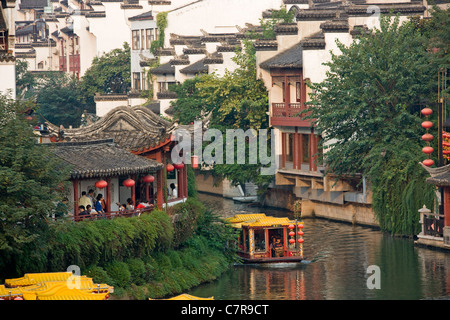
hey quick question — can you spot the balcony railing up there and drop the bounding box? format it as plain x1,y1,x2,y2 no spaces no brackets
271,103,311,126
53,206,155,222
419,206,444,238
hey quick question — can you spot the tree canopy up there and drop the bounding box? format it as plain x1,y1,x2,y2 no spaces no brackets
0,95,71,273
78,42,131,107
171,40,273,190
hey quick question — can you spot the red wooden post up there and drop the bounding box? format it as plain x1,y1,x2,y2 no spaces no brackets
184,165,188,198
131,174,136,206
106,177,111,212
444,187,450,227
284,75,290,116
156,151,163,209
281,132,286,169
298,133,303,169
177,167,183,199
73,179,79,217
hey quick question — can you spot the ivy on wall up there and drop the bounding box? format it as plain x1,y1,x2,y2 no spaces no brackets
150,11,168,54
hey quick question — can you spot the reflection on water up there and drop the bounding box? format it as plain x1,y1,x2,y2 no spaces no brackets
189,193,450,300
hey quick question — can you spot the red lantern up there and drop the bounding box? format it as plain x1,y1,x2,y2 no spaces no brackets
191,155,199,169
297,238,304,243
288,224,295,230
422,133,433,141
143,175,155,183
423,159,435,166
289,238,295,244
123,178,135,188
174,163,184,170
422,146,434,154
421,121,433,129
289,231,295,237
95,180,108,189
298,231,304,236
297,224,304,229
166,164,174,172
421,108,433,116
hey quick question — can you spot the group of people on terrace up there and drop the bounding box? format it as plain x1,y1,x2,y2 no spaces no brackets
78,190,106,217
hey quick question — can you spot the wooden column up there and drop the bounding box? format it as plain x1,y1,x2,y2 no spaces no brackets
284,75,290,115
184,165,188,198
131,174,136,206
106,177,111,212
145,179,150,202
177,167,183,199
281,132,286,169
73,179,79,216
293,132,298,170
444,187,450,227
155,151,163,209
298,133,303,169
311,134,318,172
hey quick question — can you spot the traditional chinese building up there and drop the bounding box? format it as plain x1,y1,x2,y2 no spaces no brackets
45,104,191,211
418,163,450,249
50,139,163,216
255,0,427,225
0,0,16,98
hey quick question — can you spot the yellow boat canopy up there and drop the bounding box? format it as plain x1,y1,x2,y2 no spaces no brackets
227,213,297,228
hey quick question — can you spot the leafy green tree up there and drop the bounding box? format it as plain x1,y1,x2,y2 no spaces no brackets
0,95,71,274
172,40,272,192
15,59,37,100
35,72,86,127
79,43,131,107
307,15,438,235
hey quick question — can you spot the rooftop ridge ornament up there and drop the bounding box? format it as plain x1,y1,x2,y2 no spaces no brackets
421,106,434,166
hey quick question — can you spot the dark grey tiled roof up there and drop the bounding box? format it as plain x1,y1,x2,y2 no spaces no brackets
150,62,175,75
46,105,172,153
259,42,302,69
422,163,450,187
128,10,153,21
19,0,48,9
179,58,208,74
51,139,163,179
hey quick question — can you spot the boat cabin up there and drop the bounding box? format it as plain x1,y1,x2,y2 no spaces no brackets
228,214,304,263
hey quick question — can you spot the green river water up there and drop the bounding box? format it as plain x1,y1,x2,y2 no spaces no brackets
188,193,450,300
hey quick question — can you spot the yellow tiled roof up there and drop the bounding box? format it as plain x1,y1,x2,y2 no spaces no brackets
226,213,267,224
228,213,297,228
35,286,109,300
2,272,114,300
5,272,85,287
241,217,296,227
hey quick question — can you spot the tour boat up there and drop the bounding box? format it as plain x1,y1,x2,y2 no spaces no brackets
227,214,304,263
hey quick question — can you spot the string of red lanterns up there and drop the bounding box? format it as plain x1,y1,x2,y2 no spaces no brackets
288,223,304,247
421,107,435,167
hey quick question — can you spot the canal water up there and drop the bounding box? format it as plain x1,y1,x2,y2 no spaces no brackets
188,193,450,300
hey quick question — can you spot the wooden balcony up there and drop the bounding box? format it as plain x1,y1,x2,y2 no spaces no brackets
270,103,312,127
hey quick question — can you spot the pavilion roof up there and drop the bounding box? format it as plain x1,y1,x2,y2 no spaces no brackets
50,139,163,179
46,105,172,152
421,163,450,187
